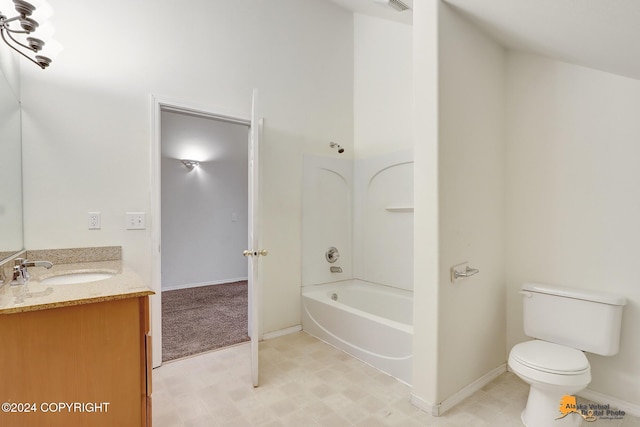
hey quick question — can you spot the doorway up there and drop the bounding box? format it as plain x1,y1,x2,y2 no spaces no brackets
150,96,257,368
159,110,250,362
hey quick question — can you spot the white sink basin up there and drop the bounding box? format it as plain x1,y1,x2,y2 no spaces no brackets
39,272,115,285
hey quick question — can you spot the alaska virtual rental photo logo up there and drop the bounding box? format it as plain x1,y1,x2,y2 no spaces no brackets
557,395,626,423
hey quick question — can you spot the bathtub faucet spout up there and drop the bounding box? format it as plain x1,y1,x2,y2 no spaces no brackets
330,266,343,273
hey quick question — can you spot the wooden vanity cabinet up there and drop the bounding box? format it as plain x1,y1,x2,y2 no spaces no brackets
0,296,152,427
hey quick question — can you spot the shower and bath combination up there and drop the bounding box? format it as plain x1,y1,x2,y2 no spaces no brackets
329,142,344,154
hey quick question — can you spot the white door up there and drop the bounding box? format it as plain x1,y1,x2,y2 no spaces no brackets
245,89,264,387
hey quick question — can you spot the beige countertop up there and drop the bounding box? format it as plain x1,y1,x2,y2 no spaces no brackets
0,260,154,314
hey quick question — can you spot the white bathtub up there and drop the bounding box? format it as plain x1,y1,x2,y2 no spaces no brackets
301,280,413,384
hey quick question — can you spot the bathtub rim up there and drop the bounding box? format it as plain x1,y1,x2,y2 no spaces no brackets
301,279,414,334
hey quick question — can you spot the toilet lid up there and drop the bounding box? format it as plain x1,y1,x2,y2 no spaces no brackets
511,340,589,374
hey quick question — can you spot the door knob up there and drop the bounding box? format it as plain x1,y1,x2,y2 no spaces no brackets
244,249,268,257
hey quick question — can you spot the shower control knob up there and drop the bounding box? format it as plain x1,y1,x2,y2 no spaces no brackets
243,250,252,257
325,247,340,263
258,249,268,256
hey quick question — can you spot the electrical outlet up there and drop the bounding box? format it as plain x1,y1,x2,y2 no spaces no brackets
126,212,146,230
88,212,101,230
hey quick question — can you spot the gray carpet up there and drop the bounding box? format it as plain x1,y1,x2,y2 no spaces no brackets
162,281,249,362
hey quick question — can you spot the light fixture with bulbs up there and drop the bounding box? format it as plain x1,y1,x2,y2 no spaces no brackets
180,159,200,171
0,0,61,69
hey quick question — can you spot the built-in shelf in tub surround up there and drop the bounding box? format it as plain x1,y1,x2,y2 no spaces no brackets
385,206,414,212
0,246,153,314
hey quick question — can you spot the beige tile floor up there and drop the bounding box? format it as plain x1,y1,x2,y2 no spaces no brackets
153,332,639,427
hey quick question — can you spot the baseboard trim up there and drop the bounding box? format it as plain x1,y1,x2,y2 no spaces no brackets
409,393,439,416
262,325,302,340
578,388,640,417
162,277,248,292
411,363,507,416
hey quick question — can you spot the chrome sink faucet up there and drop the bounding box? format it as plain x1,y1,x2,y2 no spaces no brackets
12,258,53,286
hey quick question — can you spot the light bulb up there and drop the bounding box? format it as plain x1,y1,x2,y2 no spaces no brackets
30,0,53,22
34,20,54,41
41,38,62,59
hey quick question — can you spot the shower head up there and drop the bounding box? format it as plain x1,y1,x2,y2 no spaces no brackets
330,142,344,154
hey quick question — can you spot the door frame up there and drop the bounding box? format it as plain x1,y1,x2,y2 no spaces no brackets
150,95,252,368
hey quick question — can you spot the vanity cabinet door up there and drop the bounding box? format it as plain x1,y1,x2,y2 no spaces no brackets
0,296,151,427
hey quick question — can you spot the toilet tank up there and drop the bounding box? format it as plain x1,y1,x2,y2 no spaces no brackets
522,283,626,356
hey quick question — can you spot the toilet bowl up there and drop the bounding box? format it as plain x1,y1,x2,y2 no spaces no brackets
510,283,626,427
509,340,591,427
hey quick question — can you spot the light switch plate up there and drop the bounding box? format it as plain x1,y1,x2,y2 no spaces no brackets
126,212,146,230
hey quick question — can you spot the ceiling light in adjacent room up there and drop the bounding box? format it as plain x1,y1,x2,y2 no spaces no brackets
180,159,200,171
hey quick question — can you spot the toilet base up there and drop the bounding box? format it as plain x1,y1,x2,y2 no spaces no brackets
521,386,583,427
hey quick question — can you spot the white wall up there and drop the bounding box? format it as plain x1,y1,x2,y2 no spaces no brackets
436,2,506,403
505,52,640,407
354,13,413,157
412,1,506,410
0,51,22,253
0,43,19,96
411,0,440,409
20,0,354,335
160,111,248,290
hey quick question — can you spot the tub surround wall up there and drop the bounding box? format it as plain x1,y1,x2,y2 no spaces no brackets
505,52,640,409
353,151,413,290
302,150,413,290
301,155,353,285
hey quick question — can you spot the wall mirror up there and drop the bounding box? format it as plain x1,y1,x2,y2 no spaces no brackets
0,67,24,263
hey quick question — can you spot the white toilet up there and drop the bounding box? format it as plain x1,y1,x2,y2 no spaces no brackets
508,283,626,427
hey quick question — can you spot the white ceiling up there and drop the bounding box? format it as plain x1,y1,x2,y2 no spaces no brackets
329,0,640,80
328,0,413,25
444,0,640,80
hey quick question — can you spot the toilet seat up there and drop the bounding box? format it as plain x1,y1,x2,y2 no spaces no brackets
510,340,589,375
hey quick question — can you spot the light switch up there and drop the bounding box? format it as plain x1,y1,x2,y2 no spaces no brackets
126,212,146,230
